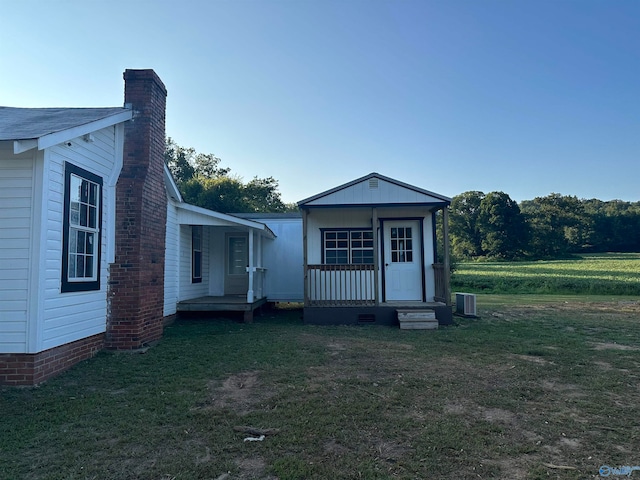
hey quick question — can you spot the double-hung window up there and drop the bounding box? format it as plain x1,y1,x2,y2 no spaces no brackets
323,229,374,265
61,163,102,292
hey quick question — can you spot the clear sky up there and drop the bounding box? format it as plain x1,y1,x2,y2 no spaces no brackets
2,0,638,203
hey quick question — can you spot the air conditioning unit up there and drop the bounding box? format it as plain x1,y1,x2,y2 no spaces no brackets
455,293,477,317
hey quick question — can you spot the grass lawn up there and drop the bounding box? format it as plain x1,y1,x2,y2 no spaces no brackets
451,253,640,296
2,297,640,479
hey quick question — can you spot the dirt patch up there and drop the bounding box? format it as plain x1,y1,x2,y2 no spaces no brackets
234,456,276,479
591,342,639,351
541,379,584,394
509,353,553,365
203,371,274,415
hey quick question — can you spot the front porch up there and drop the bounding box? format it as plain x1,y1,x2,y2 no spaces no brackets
177,295,268,323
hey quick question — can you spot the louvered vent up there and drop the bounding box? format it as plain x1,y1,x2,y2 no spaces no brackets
369,178,379,189
455,293,477,317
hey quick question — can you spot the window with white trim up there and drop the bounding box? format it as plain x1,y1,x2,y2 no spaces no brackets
61,163,102,292
192,225,203,283
322,229,374,264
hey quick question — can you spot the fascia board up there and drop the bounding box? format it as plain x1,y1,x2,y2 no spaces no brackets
13,139,38,154
163,163,183,202
37,110,133,150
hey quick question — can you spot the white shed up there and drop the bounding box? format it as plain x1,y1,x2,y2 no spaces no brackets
298,172,453,326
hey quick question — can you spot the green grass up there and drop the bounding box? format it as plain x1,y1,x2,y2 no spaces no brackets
2,299,640,479
452,252,640,296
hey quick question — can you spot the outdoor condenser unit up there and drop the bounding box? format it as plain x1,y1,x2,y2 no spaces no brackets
455,293,477,317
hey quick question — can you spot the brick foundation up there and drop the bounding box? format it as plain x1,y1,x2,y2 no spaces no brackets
106,69,168,350
0,334,104,386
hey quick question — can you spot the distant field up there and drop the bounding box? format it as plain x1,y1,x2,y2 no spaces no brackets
451,252,640,296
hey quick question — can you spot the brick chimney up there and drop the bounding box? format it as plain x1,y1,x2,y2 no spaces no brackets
106,69,167,349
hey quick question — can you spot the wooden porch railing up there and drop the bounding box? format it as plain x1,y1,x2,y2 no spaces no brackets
433,263,447,303
306,264,375,306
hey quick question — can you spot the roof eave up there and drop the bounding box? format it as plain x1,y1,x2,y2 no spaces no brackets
176,202,277,239
10,109,133,154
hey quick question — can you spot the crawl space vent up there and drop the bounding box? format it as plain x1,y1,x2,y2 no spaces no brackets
358,313,376,323
368,178,379,189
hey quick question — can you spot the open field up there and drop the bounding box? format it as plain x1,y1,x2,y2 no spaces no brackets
2,298,640,480
451,253,640,296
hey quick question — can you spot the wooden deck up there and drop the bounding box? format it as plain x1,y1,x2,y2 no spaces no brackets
177,295,268,323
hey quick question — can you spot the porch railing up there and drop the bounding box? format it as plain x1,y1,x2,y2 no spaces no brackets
433,263,447,303
306,264,375,306
247,266,266,302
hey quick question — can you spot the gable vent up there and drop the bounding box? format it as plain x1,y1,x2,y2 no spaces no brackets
369,178,379,189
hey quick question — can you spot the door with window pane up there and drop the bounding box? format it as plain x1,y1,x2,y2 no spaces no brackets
383,220,423,301
225,234,248,295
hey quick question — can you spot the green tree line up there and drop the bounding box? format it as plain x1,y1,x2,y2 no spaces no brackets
450,191,640,260
164,138,296,213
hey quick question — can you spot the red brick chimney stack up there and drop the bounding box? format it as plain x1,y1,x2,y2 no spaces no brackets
106,69,168,349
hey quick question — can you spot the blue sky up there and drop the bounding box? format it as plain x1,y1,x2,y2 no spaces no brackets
2,0,638,203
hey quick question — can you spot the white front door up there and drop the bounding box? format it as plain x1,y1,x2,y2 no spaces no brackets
383,220,423,301
225,234,249,295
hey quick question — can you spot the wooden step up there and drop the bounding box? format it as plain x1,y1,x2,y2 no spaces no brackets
397,309,438,330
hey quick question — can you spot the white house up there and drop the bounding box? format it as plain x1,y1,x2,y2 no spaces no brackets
0,70,452,386
0,105,132,384
0,69,303,385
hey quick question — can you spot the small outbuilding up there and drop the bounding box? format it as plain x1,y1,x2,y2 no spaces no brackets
298,173,453,326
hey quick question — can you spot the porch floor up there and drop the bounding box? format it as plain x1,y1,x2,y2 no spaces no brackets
177,295,268,323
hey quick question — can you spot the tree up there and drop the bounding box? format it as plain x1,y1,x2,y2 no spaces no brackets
165,138,293,213
520,194,589,257
449,191,485,258
478,192,528,259
164,137,229,185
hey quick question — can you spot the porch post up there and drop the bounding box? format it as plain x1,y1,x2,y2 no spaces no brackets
256,232,263,299
247,230,255,303
302,208,309,307
443,206,451,306
371,207,379,305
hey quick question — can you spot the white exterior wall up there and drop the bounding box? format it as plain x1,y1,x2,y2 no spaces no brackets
163,200,180,316
306,206,437,302
208,229,225,296
0,144,37,352
254,216,304,302
306,209,373,264
37,126,122,352
177,225,210,301
304,177,445,206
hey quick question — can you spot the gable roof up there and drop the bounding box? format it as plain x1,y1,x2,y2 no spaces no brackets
298,172,451,208
0,106,133,153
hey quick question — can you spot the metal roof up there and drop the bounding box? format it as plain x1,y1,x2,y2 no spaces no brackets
0,106,131,141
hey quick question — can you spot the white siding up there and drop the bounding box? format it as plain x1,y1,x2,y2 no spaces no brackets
0,145,35,352
252,217,304,302
306,206,438,302
305,177,445,206
306,208,373,264
178,225,210,300
163,201,180,316
208,229,225,296
39,126,120,351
